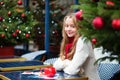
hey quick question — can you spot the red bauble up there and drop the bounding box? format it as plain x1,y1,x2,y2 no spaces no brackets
8,11,12,16
44,67,56,77
17,0,22,5
92,38,97,44
112,19,120,30
25,34,30,38
16,29,20,33
106,1,115,6
0,16,3,21
92,17,104,30
12,33,17,37
0,1,4,5
1,34,5,38
75,10,83,20
21,13,25,18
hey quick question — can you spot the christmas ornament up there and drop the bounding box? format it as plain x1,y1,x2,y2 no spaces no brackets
25,33,30,38
1,34,5,38
112,19,120,30
0,1,4,5
92,17,104,30
12,33,17,37
44,66,56,77
8,11,12,16
16,29,20,33
21,13,25,18
106,1,115,6
92,38,97,44
75,10,83,20
17,0,22,5
0,16,3,21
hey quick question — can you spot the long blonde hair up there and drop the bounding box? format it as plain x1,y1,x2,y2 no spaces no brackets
60,13,81,60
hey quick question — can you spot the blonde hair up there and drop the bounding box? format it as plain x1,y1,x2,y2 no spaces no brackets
60,13,81,60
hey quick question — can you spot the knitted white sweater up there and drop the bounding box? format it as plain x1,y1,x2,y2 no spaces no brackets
53,37,100,80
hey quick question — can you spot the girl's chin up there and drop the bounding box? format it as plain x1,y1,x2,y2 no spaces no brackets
67,35,74,37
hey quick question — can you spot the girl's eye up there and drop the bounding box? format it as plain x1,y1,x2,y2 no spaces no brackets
65,25,75,28
71,25,75,28
65,25,69,27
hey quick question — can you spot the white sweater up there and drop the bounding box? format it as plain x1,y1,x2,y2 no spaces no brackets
53,37,100,80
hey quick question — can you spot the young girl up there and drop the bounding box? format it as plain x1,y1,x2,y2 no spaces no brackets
53,13,100,80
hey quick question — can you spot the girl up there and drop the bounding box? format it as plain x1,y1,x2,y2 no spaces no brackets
53,13,100,80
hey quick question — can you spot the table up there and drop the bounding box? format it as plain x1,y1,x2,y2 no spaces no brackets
0,56,26,62
0,60,88,80
0,70,88,80
0,61,51,71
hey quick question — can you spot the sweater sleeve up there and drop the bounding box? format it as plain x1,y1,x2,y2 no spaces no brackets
53,58,71,71
63,37,92,75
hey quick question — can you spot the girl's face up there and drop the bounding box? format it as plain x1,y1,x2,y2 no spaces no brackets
64,17,77,37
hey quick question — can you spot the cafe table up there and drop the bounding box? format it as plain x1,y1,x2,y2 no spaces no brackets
0,60,88,80
0,70,88,80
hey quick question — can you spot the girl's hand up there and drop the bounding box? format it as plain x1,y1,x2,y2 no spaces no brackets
60,55,65,61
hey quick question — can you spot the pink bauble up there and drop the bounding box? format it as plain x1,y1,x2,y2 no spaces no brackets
92,38,97,44
92,17,104,29
112,19,120,30
75,10,83,20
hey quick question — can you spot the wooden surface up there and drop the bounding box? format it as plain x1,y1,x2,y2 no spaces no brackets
0,61,51,71
0,57,26,62
63,77,88,80
0,74,88,80
0,74,11,80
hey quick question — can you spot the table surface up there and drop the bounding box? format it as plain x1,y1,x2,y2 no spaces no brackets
0,70,88,80
0,60,88,80
0,61,52,71
0,56,26,62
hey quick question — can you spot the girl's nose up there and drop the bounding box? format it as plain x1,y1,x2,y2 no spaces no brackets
67,26,71,30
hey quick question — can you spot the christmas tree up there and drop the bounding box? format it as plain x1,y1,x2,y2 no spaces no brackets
72,0,120,61
29,0,45,50
31,0,67,50
0,0,38,47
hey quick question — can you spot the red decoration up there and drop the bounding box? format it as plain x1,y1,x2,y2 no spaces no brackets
0,1,4,5
12,32,17,37
92,38,97,44
21,13,25,18
106,1,115,6
25,33,30,38
16,29,20,33
44,67,56,77
92,17,104,30
1,34,5,38
75,10,83,20
8,11,12,16
112,19,120,30
17,0,22,5
0,16,3,21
